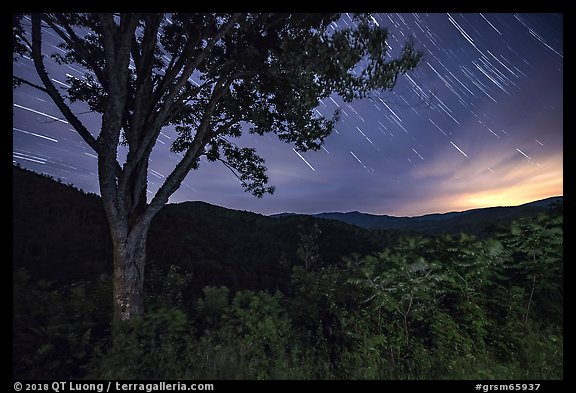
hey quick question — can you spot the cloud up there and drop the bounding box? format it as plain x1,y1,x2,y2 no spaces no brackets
401,141,563,215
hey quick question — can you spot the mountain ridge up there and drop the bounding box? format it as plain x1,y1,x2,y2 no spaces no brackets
272,196,562,220
271,196,562,234
14,164,562,239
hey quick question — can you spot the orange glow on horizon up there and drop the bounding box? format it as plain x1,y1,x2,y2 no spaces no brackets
457,187,563,211
387,151,563,217
453,159,563,212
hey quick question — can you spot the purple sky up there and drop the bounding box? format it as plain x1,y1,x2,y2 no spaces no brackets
13,13,563,216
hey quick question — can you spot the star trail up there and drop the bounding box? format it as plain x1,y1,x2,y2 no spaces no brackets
12,13,563,216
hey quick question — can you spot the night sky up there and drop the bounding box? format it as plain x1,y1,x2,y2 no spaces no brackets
13,13,563,217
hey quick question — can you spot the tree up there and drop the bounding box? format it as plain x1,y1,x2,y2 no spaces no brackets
13,13,422,324
297,223,322,269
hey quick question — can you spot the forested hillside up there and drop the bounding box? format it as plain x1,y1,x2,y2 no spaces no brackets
13,166,563,379
13,165,398,293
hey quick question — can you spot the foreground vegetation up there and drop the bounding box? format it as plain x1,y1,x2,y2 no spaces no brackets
13,210,562,379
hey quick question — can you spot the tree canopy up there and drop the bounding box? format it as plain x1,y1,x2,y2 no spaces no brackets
14,13,421,206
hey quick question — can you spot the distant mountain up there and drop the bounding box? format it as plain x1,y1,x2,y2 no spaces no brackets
273,196,563,235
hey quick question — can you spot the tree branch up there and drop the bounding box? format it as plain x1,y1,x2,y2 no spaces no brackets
145,75,233,221
152,34,200,107
96,13,140,222
122,15,241,190
14,28,32,52
217,157,244,182
48,14,109,90
13,76,47,92
153,13,242,129
30,14,100,154
130,14,161,144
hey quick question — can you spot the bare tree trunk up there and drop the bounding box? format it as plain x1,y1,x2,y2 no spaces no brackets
111,225,149,323
525,272,537,325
